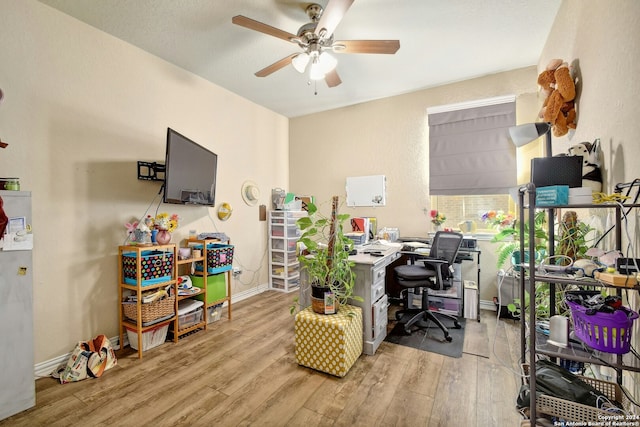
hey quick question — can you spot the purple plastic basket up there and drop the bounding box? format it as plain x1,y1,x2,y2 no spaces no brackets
566,300,639,354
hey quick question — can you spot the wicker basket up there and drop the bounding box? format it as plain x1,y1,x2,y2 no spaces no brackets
123,295,175,324
521,363,633,422
311,296,340,314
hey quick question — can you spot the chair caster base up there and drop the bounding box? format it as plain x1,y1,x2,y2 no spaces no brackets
444,334,453,342
453,321,462,329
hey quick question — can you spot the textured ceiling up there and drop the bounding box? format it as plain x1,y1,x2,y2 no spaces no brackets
38,0,561,118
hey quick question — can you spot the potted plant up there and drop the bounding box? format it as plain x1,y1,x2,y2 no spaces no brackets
498,210,594,319
491,210,549,270
292,196,361,314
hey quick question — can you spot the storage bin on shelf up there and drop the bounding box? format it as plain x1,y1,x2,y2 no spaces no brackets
122,295,175,326
122,249,174,286
193,273,226,304
271,239,297,251
126,321,170,351
206,304,223,323
271,276,299,291
194,242,234,274
271,264,298,279
566,299,639,354
176,299,204,330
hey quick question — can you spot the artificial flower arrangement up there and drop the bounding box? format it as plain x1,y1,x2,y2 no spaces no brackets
146,212,180,232
430,210,446,226
480,210,514,228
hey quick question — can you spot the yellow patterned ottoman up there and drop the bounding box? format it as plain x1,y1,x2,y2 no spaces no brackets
294,304,363,377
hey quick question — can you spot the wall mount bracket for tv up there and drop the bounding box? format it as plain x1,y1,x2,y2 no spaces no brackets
137,161,165,182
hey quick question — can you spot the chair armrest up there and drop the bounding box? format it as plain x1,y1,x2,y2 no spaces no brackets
420,258,451,291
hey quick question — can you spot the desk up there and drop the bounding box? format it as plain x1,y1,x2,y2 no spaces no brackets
349,247,401,355
299,246,401,356
392,237,482,322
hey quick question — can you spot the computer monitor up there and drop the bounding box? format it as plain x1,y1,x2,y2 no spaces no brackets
531,156,583,188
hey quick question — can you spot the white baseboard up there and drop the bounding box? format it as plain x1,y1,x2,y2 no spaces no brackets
34,283,270,379
480,299,496,312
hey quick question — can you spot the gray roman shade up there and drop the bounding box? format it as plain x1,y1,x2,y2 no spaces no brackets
428,96,516,195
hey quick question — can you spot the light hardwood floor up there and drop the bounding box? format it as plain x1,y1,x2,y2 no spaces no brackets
1,291,524,426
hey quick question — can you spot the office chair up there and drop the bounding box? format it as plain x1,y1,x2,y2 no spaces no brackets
393,231,464,342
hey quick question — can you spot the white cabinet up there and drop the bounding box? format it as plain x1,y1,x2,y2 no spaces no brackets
0,191,34,420
268,211,306,292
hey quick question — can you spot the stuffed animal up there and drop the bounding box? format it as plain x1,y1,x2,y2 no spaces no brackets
537,59,577,137
567,139,603,192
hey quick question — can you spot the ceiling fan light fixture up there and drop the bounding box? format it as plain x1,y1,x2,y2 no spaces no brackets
309,61,325,80
292,53,310,73
318,52,337,73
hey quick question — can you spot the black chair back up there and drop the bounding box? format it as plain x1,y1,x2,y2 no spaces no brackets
428,231,464,279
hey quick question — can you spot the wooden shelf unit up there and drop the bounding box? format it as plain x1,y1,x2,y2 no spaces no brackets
118,244,178,358
184,239,233,323
171,240,209,338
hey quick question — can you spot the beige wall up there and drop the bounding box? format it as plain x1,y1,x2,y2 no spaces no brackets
538,0,640,186
290,68,539,303
290,0,640,309
0,1,289,363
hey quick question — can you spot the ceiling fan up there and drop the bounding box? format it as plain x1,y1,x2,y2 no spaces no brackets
232,0,400,88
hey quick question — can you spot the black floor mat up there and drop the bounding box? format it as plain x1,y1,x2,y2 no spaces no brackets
385,315,466,358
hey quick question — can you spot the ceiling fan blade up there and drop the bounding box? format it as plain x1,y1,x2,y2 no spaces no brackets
315,0,354,39
334,40,400,54
325,69,342,88
232,15,297,43
255,54,298,77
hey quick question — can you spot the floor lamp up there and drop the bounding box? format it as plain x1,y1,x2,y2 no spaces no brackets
509,121,556,424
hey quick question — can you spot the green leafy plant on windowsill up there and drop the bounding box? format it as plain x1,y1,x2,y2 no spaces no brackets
491,210,549,270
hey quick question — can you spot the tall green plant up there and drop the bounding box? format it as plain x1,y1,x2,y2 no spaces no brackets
291,199,361,314
491,210,548,269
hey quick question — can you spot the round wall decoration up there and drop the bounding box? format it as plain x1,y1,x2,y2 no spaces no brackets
241,180,260,206
217,202,233,221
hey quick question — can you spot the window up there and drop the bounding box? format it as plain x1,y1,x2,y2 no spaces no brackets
430,194,515,233
428,95,516,195
428,96,517,232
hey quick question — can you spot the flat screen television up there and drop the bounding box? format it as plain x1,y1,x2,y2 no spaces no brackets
163,128,217,206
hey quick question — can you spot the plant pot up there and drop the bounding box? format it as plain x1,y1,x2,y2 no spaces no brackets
511,250,543,271
310,285,339,314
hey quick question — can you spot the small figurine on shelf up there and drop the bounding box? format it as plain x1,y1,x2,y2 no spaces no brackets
124,220,152,245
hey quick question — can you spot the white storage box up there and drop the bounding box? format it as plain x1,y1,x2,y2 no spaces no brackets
126,321,169,351
178,307,203,330
207,304,223,323
568,186,593,205
177,299,204,330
